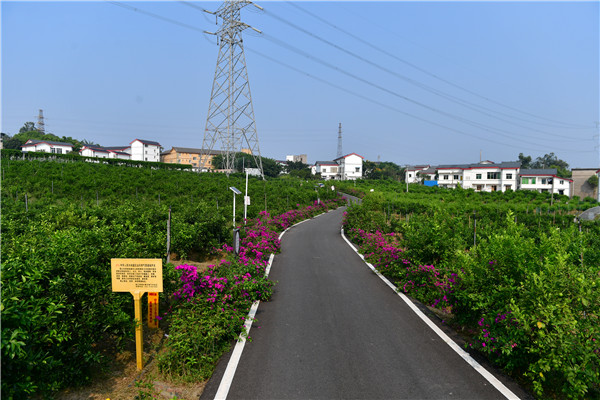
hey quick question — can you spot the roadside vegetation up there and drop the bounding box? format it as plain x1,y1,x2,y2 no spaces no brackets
0,151,339,399
338,180,599,399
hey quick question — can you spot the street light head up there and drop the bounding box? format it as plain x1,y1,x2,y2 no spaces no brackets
229,186,242,195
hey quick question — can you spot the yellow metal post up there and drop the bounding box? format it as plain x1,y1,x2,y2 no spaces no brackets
133,291,143,371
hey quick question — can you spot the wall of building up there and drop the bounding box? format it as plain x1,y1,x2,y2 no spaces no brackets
572,169,598,199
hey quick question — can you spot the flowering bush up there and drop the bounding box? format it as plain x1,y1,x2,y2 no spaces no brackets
345,227,459,313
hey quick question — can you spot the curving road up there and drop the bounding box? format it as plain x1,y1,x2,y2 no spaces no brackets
201,207,529,400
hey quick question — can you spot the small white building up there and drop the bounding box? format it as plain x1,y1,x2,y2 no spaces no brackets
334,153,364,180
80,145,131,159
315,161,339,180
405,165,431,183
437,165,464,189
130,139,161,162
519,169,572,196
21,139,73,154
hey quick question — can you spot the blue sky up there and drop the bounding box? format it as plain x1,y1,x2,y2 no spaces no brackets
2,1,598,168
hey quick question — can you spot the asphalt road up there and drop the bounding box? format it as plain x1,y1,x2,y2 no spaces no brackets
202,207,528,400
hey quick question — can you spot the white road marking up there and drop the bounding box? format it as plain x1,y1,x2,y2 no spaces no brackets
340,228,521,400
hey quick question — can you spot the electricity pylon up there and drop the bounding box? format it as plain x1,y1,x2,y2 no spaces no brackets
200,0,264,178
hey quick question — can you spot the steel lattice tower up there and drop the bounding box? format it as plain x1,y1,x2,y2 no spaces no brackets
200,0,264,177
37,109,45,134
337,122,343,158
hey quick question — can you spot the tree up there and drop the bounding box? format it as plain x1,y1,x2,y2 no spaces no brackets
587,175,599,189
285,160,309,173
210,153,282,178
518,153,532,169
363,160,403,180
19,122,37,133
518,152,571,178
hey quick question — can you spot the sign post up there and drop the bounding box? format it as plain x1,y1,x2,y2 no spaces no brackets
111,258,163,371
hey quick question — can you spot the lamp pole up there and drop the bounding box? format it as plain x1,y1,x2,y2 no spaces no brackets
244,169,249,225
229,186,241,227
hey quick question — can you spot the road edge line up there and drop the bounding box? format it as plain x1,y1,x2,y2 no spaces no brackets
340,228,521,400
214,213,326,399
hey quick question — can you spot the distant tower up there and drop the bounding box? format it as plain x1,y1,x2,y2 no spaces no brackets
337,123,343,158
37,109,45,134
200,0,264,177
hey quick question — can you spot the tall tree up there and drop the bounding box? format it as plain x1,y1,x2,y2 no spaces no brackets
19,122,37,133
518,153,532,169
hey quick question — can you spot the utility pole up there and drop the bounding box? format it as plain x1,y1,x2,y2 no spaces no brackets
201,0,264,178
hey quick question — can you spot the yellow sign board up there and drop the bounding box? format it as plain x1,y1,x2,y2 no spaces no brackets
111,258,163,293
111,258,163,371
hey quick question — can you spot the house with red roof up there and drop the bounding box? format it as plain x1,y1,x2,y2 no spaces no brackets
21,139,73,154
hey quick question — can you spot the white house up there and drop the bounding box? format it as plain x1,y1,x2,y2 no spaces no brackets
405,165,430,183
461,162,520,192
334,153,364,180
130,139,161,162
519,169,572,197
21,139,73,154
80,145,131,159
437,165,465,189
315,161,339,180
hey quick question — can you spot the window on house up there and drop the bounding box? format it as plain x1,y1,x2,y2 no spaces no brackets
51,148,56,153
57,148,63,154
522,177,529,184
487,172,500,179
355,167,360,172
476,174,482,179
453,175,459,180
541,178,547,185
323,168,327,173
560,180,564,185
531,178,536,184
409,173,412,178
506,173,512,179
443,175,449,180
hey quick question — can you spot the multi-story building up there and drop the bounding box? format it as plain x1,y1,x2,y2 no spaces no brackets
161,147,249,170
21,139,73,154
286,154,308,164
571,168,599,199
411,161,574,196
519,169,572,197
334,153,364,180
313,153,364,180
130,139,161,162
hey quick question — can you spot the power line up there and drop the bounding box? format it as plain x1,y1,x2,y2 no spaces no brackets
315,1,594,130
259,33,591,151
267,4,594,138
105,1,595,155
245,46,593,154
